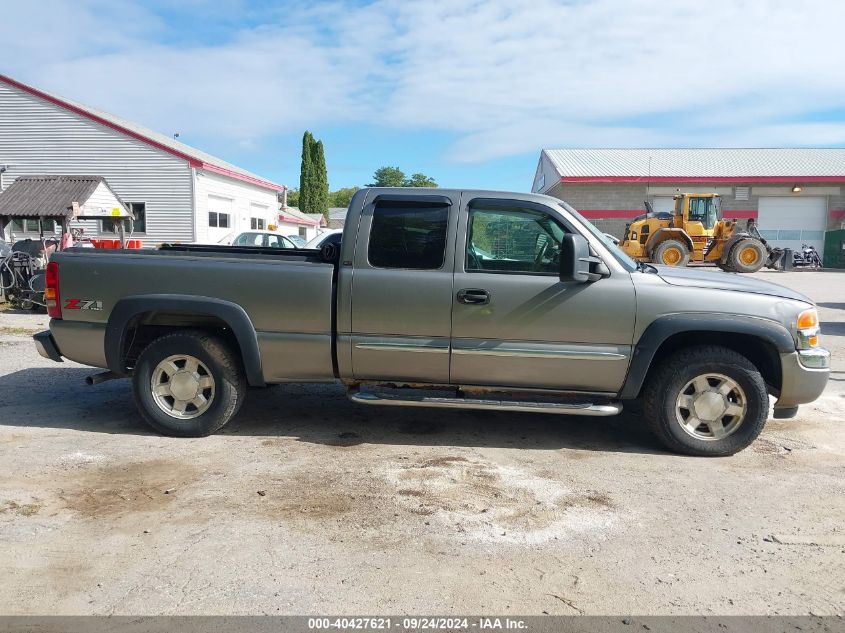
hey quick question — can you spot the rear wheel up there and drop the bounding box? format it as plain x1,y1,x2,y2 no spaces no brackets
653,239,690,267
132,330,246,437
643,346,768,456
727,239,767,273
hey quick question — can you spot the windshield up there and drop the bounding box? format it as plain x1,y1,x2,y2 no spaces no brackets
558,202,639,272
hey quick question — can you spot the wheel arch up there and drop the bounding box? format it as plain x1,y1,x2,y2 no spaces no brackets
105,295,265,387
646,229,694,256
619,314,794,400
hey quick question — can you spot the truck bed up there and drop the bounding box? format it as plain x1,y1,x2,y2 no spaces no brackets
49,244,338,383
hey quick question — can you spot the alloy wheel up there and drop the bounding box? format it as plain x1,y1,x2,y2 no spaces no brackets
150,354,215,419
675,373,747,441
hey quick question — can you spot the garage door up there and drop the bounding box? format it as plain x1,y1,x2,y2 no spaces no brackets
757,197,827,254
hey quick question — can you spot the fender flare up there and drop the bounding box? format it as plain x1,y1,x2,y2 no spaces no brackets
618,313,794,399
104,294,265,387
646,228,694,256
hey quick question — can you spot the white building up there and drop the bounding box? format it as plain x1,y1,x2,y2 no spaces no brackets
277,206,326,242
0,73,285,246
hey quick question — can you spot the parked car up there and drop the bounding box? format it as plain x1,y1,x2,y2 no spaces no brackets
226,231,299,249
305,229,342,250
286,235,307,248
34,188,829,456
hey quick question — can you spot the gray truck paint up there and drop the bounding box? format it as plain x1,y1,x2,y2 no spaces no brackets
40,187,829,413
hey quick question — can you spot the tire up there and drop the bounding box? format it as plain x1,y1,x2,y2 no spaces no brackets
642,345,768,456
132,330,247,437
653,239,690,267
726,239,767,273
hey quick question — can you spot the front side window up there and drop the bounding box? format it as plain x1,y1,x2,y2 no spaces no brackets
367,203,448,270
466,204,566,274
267,234,293,248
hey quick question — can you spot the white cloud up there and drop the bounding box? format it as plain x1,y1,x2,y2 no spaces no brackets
3,0,845,162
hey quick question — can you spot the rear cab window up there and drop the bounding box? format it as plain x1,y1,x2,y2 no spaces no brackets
367,203,449,270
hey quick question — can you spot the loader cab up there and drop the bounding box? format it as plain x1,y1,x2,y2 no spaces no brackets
676,194,721,235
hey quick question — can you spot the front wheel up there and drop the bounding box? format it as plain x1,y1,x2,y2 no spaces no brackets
643,346,768,456
132,330,247,437
653,239,690,267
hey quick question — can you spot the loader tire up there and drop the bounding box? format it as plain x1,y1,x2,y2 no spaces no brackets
726,239,767,273
653,239,690,267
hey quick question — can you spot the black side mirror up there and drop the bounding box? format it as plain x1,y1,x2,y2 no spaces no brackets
560,234,606,283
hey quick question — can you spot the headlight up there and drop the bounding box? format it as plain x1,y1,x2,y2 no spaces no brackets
796,308,820,349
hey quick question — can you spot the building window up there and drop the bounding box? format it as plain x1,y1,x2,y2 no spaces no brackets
209,212,230,228
298,226,307,237
367,203,448,270
11,219,56,233
250,217,266,230
102,202,146,233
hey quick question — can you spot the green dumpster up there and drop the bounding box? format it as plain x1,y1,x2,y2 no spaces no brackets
823,229,845,269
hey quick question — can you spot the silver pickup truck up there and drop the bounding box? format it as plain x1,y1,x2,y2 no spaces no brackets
33,188,830,456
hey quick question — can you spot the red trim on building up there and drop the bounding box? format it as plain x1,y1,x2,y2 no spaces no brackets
578,209,641,219
0,74,284,192
278,213,321,226
722,209,758,219
578,209,760,220
830,209,845,219
561,176,844,184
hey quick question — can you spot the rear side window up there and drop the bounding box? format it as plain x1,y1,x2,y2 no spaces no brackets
368,204,448,269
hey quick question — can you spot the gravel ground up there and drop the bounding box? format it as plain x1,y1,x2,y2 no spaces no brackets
0,270,843,616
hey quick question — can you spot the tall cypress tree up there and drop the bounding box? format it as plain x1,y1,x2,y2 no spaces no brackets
299,131,314,212
312,139,329,219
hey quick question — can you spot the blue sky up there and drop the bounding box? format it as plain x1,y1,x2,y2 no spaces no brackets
3,0,845,192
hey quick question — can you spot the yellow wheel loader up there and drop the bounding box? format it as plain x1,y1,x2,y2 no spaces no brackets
618,193,783,273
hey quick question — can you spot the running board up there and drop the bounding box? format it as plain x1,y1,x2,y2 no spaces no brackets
348,391,622,416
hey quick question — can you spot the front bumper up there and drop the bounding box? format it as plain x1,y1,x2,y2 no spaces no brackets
33,330,63,362
775,347,830,409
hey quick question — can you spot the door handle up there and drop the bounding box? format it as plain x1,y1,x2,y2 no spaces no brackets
457,288,490,305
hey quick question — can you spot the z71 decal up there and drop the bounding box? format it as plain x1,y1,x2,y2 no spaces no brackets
64,299,103,311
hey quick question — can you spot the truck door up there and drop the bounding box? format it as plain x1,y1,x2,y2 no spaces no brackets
450,197,636,392
349,193,458,383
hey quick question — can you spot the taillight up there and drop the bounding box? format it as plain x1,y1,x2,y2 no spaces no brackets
45,261,61,319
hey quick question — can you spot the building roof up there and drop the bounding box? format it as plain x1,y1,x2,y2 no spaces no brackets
329,207,348,220
542,148,845,183
0,74,284,192
0,175,124,218
278,207,323,226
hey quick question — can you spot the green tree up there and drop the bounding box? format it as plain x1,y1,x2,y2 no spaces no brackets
405,172,438,188
284,188,299,208
298,132,315,212
328,187,360,208
368,166,407,187
312,139,329,219
297,131,330,218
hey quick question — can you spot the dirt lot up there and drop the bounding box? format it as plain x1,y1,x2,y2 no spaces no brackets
0,270,843,616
